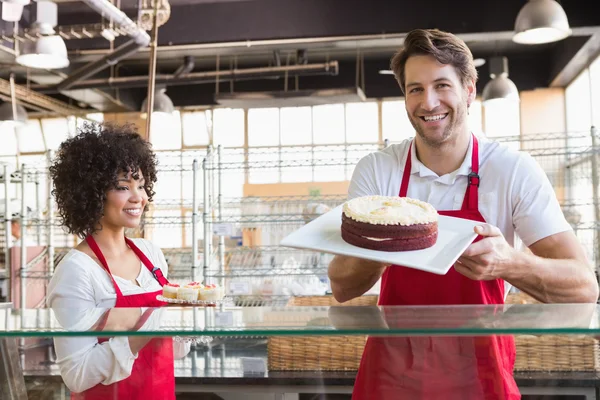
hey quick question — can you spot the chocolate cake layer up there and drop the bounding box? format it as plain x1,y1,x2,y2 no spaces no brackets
341,213,437,239
341,226,438,251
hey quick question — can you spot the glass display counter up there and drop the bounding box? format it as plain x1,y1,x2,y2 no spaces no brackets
1,302,600,399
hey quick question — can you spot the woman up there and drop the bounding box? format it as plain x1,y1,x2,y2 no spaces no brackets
47,122,188,399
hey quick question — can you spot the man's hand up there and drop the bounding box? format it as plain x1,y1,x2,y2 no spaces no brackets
454,224,516,281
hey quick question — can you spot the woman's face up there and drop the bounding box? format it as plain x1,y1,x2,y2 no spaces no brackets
101,170,148,231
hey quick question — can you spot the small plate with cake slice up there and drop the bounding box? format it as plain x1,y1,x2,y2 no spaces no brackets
280,195,480,275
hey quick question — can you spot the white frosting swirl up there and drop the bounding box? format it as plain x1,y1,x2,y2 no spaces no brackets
343,195,438,225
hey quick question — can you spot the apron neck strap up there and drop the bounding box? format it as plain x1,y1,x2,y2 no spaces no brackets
399,133,480,211
86,235,124,297
85,236,169,293
125,237,169,287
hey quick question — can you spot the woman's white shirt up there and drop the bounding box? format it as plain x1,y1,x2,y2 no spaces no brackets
46,238,190,393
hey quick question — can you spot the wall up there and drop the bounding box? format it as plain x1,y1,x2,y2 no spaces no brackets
519,87,567,201
519,88,566,135
243,181,350,197
103,112,148,140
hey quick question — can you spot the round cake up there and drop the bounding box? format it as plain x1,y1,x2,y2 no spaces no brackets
341,195,438,251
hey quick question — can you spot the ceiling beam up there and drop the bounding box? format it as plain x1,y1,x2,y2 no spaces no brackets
550,31,600,87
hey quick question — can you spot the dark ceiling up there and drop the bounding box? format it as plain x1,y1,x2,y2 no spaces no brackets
0,0,599,113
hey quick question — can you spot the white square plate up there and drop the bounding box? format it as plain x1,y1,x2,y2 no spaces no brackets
280,205,480,275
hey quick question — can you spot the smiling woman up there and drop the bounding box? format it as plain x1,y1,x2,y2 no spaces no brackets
46,122,187,400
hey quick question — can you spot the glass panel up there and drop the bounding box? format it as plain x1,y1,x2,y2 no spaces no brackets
2,303,599,336
154,152,182,202
41,118,70,150
312,104,345,144
213,108,244,147
468,99,484,136
483,100,520,138
0,123,17,156
345,102,378,143
280,106,312,146
16,120,45,153
382,100,414,142
248,108,279,147
149,111,183,151
181,111,210,146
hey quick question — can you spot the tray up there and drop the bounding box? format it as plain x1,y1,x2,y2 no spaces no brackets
280,205,480,275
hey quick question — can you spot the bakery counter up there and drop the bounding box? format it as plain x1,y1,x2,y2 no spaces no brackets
20,342,600,399
3,301,600,399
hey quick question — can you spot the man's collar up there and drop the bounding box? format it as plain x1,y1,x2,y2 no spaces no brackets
410,135,474,178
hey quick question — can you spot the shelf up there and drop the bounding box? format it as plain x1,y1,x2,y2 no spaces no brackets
2,303,599,337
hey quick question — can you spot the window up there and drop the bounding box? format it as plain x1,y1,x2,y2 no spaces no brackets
149,111,183,151
16,120,45,153
565,70,592,134
0,124,17,156
382,100,414,142
468,99,484,137
182,111,210,147
483,100,520,138
345,102,378,143
588,55,600,127
154,152,182,202
213,108,244,147
248,108,279,147
313,104,345,144
280,107,312,146
41,118,70,150
248,148,279,184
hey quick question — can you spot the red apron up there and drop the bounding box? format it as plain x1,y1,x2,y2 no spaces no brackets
71,236,175,400
352,135,520,400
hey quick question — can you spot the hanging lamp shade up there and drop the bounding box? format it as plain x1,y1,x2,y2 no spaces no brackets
513,0,572,44
16,35,70,69
141,88,175,115
482,57,520,105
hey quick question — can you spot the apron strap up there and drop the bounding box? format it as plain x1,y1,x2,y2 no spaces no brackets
460,133,480,211
125,237,169,287
399,134,480,212
399,143,412,197
86,235,124,297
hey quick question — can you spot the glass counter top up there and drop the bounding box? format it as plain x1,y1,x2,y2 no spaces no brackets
0,303,599,337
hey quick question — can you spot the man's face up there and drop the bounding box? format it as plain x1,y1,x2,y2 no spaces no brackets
404,55,475,148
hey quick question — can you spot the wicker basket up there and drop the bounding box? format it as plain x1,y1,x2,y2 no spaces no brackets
267,295,378,371
506,291,600,372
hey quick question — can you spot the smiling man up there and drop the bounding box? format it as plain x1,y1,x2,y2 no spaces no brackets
327,29,599,399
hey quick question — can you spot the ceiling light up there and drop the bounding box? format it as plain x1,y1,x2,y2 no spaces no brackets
513,0,572,44
16,35,70,69
0,102,28,128
141,88,175,116
473,58,486,68
482,57,519,104
378,70,395,75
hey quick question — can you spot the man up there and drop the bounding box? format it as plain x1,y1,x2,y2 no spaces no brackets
328,29,598,399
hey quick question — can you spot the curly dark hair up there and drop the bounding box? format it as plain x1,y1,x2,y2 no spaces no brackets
49,122,157,238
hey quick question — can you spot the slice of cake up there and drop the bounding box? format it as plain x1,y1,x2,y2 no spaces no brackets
341,195,438,251
199,284,225,302
177,283,200,302
162,283,180,299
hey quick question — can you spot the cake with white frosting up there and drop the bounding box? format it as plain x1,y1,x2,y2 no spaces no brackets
341,195,438,251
